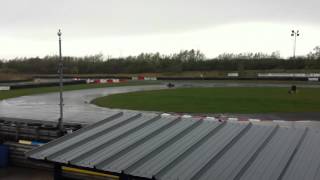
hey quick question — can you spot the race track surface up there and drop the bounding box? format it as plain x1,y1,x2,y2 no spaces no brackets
1,82,320,127
0,85,166,124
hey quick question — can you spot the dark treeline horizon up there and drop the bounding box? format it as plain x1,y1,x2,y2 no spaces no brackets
1,48,320,74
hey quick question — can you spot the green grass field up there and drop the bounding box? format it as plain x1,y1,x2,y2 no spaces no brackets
92,87,320,113
0,81,158,100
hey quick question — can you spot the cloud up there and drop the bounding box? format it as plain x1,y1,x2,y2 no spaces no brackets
1,0,319,58
1,22,320,59
1,0,319,37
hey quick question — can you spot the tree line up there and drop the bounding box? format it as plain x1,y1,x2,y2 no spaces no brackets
1,48,320,74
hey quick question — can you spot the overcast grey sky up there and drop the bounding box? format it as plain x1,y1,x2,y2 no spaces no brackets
1,0,320,59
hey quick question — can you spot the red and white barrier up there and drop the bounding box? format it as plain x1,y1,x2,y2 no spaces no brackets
0,86,10,91
308,78,319,82
227,73,239,77
86,79,126,84
132,76,157,81
258,73,320,78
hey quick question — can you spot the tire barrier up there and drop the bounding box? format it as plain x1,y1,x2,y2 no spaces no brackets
0,118,82,170
3,141,118,179
0,144,9,168
2,141,54,170
3,80,87,90
0,117,83,142
0,79,33,84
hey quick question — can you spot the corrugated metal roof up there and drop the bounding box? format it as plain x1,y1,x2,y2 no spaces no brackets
27,112,320,180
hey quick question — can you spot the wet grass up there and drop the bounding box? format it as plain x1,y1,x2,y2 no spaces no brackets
93,87,320,113
0,81,158,100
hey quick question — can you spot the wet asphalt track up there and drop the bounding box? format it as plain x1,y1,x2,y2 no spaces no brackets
0,84,167,124
0,81,320,127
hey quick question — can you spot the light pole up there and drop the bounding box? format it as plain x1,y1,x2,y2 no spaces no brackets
57,29,64,133
291,30,300,59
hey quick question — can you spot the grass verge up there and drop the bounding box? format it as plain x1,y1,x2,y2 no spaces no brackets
92,87,320,113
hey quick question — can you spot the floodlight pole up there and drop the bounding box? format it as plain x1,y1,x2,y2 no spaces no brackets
57,29,64,132
291,30,300,59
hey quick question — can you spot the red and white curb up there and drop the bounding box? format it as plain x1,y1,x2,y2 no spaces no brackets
160,113,312,123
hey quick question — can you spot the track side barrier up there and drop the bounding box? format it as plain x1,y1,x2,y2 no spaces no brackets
131,76,157,81
87,79,127,84
0,86,10,91
2,80,86,90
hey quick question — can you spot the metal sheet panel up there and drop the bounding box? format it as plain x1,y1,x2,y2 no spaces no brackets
27,111,320,180
239,127,306,180
74,115,178,168
157,123,250,180
95,118,200,173
125,120,225,179
282,129,320,180
196,125,277,180
27,111,123,159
